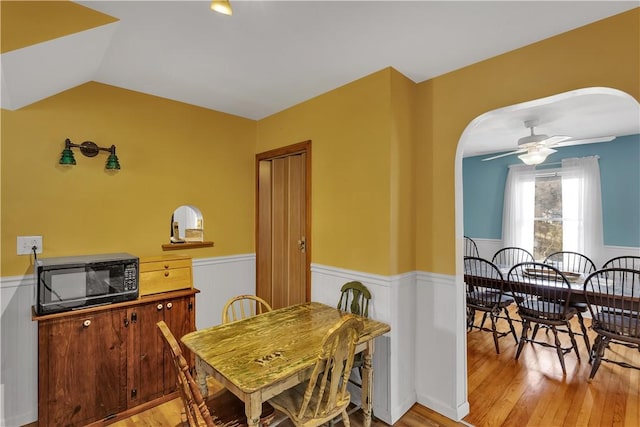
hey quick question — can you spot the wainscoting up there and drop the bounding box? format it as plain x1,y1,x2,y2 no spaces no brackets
0,256,468,427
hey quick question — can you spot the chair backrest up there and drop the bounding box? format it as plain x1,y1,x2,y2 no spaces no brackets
583,268,640,341
464,236,480,258
602,256,640,271
297,315,364,422
222,294,273,324
337,281,371,318
463,257,507,308
492,247,535,269
544,251,596,275
157,320,217,427
507,262,573,318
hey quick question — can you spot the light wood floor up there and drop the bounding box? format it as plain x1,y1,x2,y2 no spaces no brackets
106,306,640,427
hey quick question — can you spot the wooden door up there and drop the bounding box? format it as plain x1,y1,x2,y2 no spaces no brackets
161,294,195,394
256,141,311,309
39,308,127,427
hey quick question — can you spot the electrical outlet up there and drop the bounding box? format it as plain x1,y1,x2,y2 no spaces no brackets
17,236,43,255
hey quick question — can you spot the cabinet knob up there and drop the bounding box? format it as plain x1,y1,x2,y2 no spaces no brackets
157,304,163,310
83,320,91,328
164,271,170,277
164,264,170,269
166,302,173,309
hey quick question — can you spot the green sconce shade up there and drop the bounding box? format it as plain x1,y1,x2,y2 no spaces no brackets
106,152,121,170
60,138,121,170
59,147,77,165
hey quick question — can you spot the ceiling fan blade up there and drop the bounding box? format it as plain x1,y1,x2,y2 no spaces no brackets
540,135,572,146
482,149,526,161
553,135,616,148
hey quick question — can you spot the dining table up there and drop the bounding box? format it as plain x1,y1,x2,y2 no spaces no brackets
181,301,391,427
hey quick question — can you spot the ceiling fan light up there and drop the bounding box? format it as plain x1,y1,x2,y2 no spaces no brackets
211,0,232,15
518,147,557,165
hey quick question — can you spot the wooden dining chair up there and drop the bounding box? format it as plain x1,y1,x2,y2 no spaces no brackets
268,315,364,427
507,262,581,375
543,251,597,353
157,321,275,427
332,281,372,424
463,257,518,353
583,268,640,381
464,236,480,258
222,294,273,324
602,256,640,271
492,247,535,268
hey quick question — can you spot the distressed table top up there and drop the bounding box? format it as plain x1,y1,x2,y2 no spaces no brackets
181,301,390,393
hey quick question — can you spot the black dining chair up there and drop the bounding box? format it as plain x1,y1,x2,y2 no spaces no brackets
602,256,640,271
507,262,581,375
543,251,597,353
464,257,518,353
492,247,535,269
583,268,640,381
464,236,480,258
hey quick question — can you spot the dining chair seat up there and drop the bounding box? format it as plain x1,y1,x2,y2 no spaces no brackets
519,299,578,321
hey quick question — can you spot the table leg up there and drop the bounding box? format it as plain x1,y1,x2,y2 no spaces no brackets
245,392,262,427
361,339,375,427
195,356,209,397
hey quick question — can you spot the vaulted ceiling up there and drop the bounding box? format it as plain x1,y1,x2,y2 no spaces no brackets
2,1,638,156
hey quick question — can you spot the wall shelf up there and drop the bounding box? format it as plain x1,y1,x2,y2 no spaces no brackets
162,241,214,251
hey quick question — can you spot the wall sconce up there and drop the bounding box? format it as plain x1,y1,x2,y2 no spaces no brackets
59,138,120,170
211,0,232,15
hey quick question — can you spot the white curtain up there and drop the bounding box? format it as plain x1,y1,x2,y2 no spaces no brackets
502,164,536,253
561,156,603,264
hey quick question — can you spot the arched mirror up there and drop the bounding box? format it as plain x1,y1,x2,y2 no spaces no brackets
171,205,203,242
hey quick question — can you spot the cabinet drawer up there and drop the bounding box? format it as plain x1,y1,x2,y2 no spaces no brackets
139,267,192,296
139,257,191,273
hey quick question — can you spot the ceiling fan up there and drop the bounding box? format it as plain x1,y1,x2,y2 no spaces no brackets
482,119,616,165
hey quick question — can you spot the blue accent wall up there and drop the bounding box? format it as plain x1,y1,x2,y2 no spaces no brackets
463,134,640,247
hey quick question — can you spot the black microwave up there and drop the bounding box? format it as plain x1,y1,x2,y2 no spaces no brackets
34,252,139,315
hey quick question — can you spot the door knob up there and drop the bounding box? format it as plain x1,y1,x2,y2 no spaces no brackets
297,237,306,252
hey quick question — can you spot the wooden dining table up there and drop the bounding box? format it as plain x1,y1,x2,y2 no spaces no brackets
181,301,391,427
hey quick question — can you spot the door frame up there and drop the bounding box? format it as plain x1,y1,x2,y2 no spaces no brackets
255,140,312,302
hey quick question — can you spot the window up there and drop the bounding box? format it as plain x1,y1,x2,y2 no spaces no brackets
503,156,603,263
533,172,562,260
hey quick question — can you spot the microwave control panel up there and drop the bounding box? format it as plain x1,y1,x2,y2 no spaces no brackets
124,263,138,291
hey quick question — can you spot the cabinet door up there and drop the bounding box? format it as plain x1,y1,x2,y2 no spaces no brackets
127,301,165,406
38,309,127,427
127,294,195,405
162,294,195,394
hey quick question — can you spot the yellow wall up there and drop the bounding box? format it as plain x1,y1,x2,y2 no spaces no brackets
1,3,638,280
0,0,117,53
416,8,640,275
1,82,257,276
257,69,394,275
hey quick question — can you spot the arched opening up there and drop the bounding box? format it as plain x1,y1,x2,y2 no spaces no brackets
453,86,640,421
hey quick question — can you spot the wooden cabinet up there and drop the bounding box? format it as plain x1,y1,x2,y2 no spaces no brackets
139,254,193,296
36,286,197,426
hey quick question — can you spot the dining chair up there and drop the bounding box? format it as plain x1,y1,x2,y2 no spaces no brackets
268,315,364,427
464,236,480,258
464,257,518,353
583,268,640,380
222,294,273,324
157,320,275,427
492,247,535,269
507,262,581,375
542,251,597,353
602,256,640,271
330,281,372,425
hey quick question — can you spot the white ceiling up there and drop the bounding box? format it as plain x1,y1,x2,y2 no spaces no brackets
2,1,639,156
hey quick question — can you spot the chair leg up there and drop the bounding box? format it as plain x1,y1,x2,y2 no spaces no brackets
566,322,581,361
515,320,529,360
490,313,500,354
503,307,519,344
341,409,352,427
589,335,608,381
550,326,567,375
575,311,591,354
